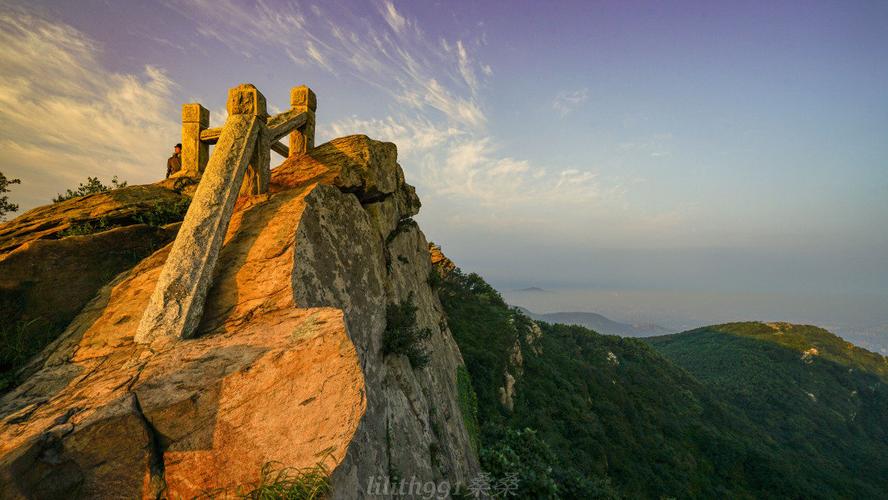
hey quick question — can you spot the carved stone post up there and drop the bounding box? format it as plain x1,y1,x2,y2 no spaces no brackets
289,85,316,158
135,84,265,344
181,103,210,176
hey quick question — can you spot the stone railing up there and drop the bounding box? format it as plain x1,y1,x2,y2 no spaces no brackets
135,83,316,343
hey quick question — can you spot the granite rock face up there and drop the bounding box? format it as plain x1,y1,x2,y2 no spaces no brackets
0,135,479,498
0,185,189,391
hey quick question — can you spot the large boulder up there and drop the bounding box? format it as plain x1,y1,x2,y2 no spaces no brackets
0,136,479,498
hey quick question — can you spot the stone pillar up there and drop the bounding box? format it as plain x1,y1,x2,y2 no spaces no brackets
181,103,210,176
289,85,316,158
135,84,265,344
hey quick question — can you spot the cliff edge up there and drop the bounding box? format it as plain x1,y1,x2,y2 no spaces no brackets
0,135,479,498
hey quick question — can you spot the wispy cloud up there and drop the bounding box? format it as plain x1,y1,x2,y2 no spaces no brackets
379,0,407,34
0,8,178,210
552,88,589,117
166,1,610,220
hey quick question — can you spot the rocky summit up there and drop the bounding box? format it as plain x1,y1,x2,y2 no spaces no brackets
0,135,479,498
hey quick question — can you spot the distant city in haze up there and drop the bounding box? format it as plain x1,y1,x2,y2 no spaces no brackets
2,1,886,349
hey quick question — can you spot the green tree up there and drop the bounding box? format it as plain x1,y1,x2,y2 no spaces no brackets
382,292,432,368
0,171,21,221
53,175,127,203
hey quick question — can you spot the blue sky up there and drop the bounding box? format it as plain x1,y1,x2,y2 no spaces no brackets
2,1,887,322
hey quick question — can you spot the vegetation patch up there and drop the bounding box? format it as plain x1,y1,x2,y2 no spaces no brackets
436,267,518,426
53,175,127,203
0,171,20,220
385,217,416,244
0,318,53,393
133,198,191,227
382,292,432,368
58,217,114,238
456,366,480,452
426,268,443,290
198,461,331,499
56,199,190,238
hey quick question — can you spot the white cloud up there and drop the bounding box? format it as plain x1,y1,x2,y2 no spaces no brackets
0,9,179,211
380,0,407,34
173,0,488,129
552,88,589,117
305,39,333,72
456,40,479,93
326,115,602,208
171,0,614,230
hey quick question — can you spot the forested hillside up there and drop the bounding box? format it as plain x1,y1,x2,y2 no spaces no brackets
648,323,888,497
435,260,888,498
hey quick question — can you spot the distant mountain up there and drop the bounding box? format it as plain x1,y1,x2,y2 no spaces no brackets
648,321,888,380
514,286,547,292
517,307,672,337
834,323,888,356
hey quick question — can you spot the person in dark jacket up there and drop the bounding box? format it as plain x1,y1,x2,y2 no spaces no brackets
166,143,182,178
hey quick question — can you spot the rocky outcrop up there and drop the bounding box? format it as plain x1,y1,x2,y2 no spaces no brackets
0,185,188,257
0,224,178,337
0,185,189,391
429,243,456,274
0,135,478,498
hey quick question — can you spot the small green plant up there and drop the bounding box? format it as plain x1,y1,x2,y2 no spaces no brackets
58,217,113,237
427,269,443,290
236,462,331,500
172,175,198,194
456,366,480,452
53,175,127,203
382,293,432,368
0,171,21,221
385,218,416,244
385,418,402,488
134,199,190,227
0,318,48,392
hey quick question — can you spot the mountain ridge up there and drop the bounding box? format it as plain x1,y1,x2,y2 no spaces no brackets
516,307,672,337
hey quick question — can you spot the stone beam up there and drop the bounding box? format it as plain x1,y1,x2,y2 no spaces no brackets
270,140,289,157
201,102,309,146
199,127,221,144
182,104,210,176
289,85,316,158
267,109,308,142
135,84,265,344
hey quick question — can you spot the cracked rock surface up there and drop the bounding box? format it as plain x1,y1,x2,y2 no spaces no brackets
0,135,478,498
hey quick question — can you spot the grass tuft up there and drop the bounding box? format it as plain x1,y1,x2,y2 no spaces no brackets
237,462,331,500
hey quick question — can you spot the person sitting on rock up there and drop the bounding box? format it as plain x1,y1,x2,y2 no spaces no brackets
166,143,182,178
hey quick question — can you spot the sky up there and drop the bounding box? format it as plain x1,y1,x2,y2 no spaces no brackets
1,0,887,329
